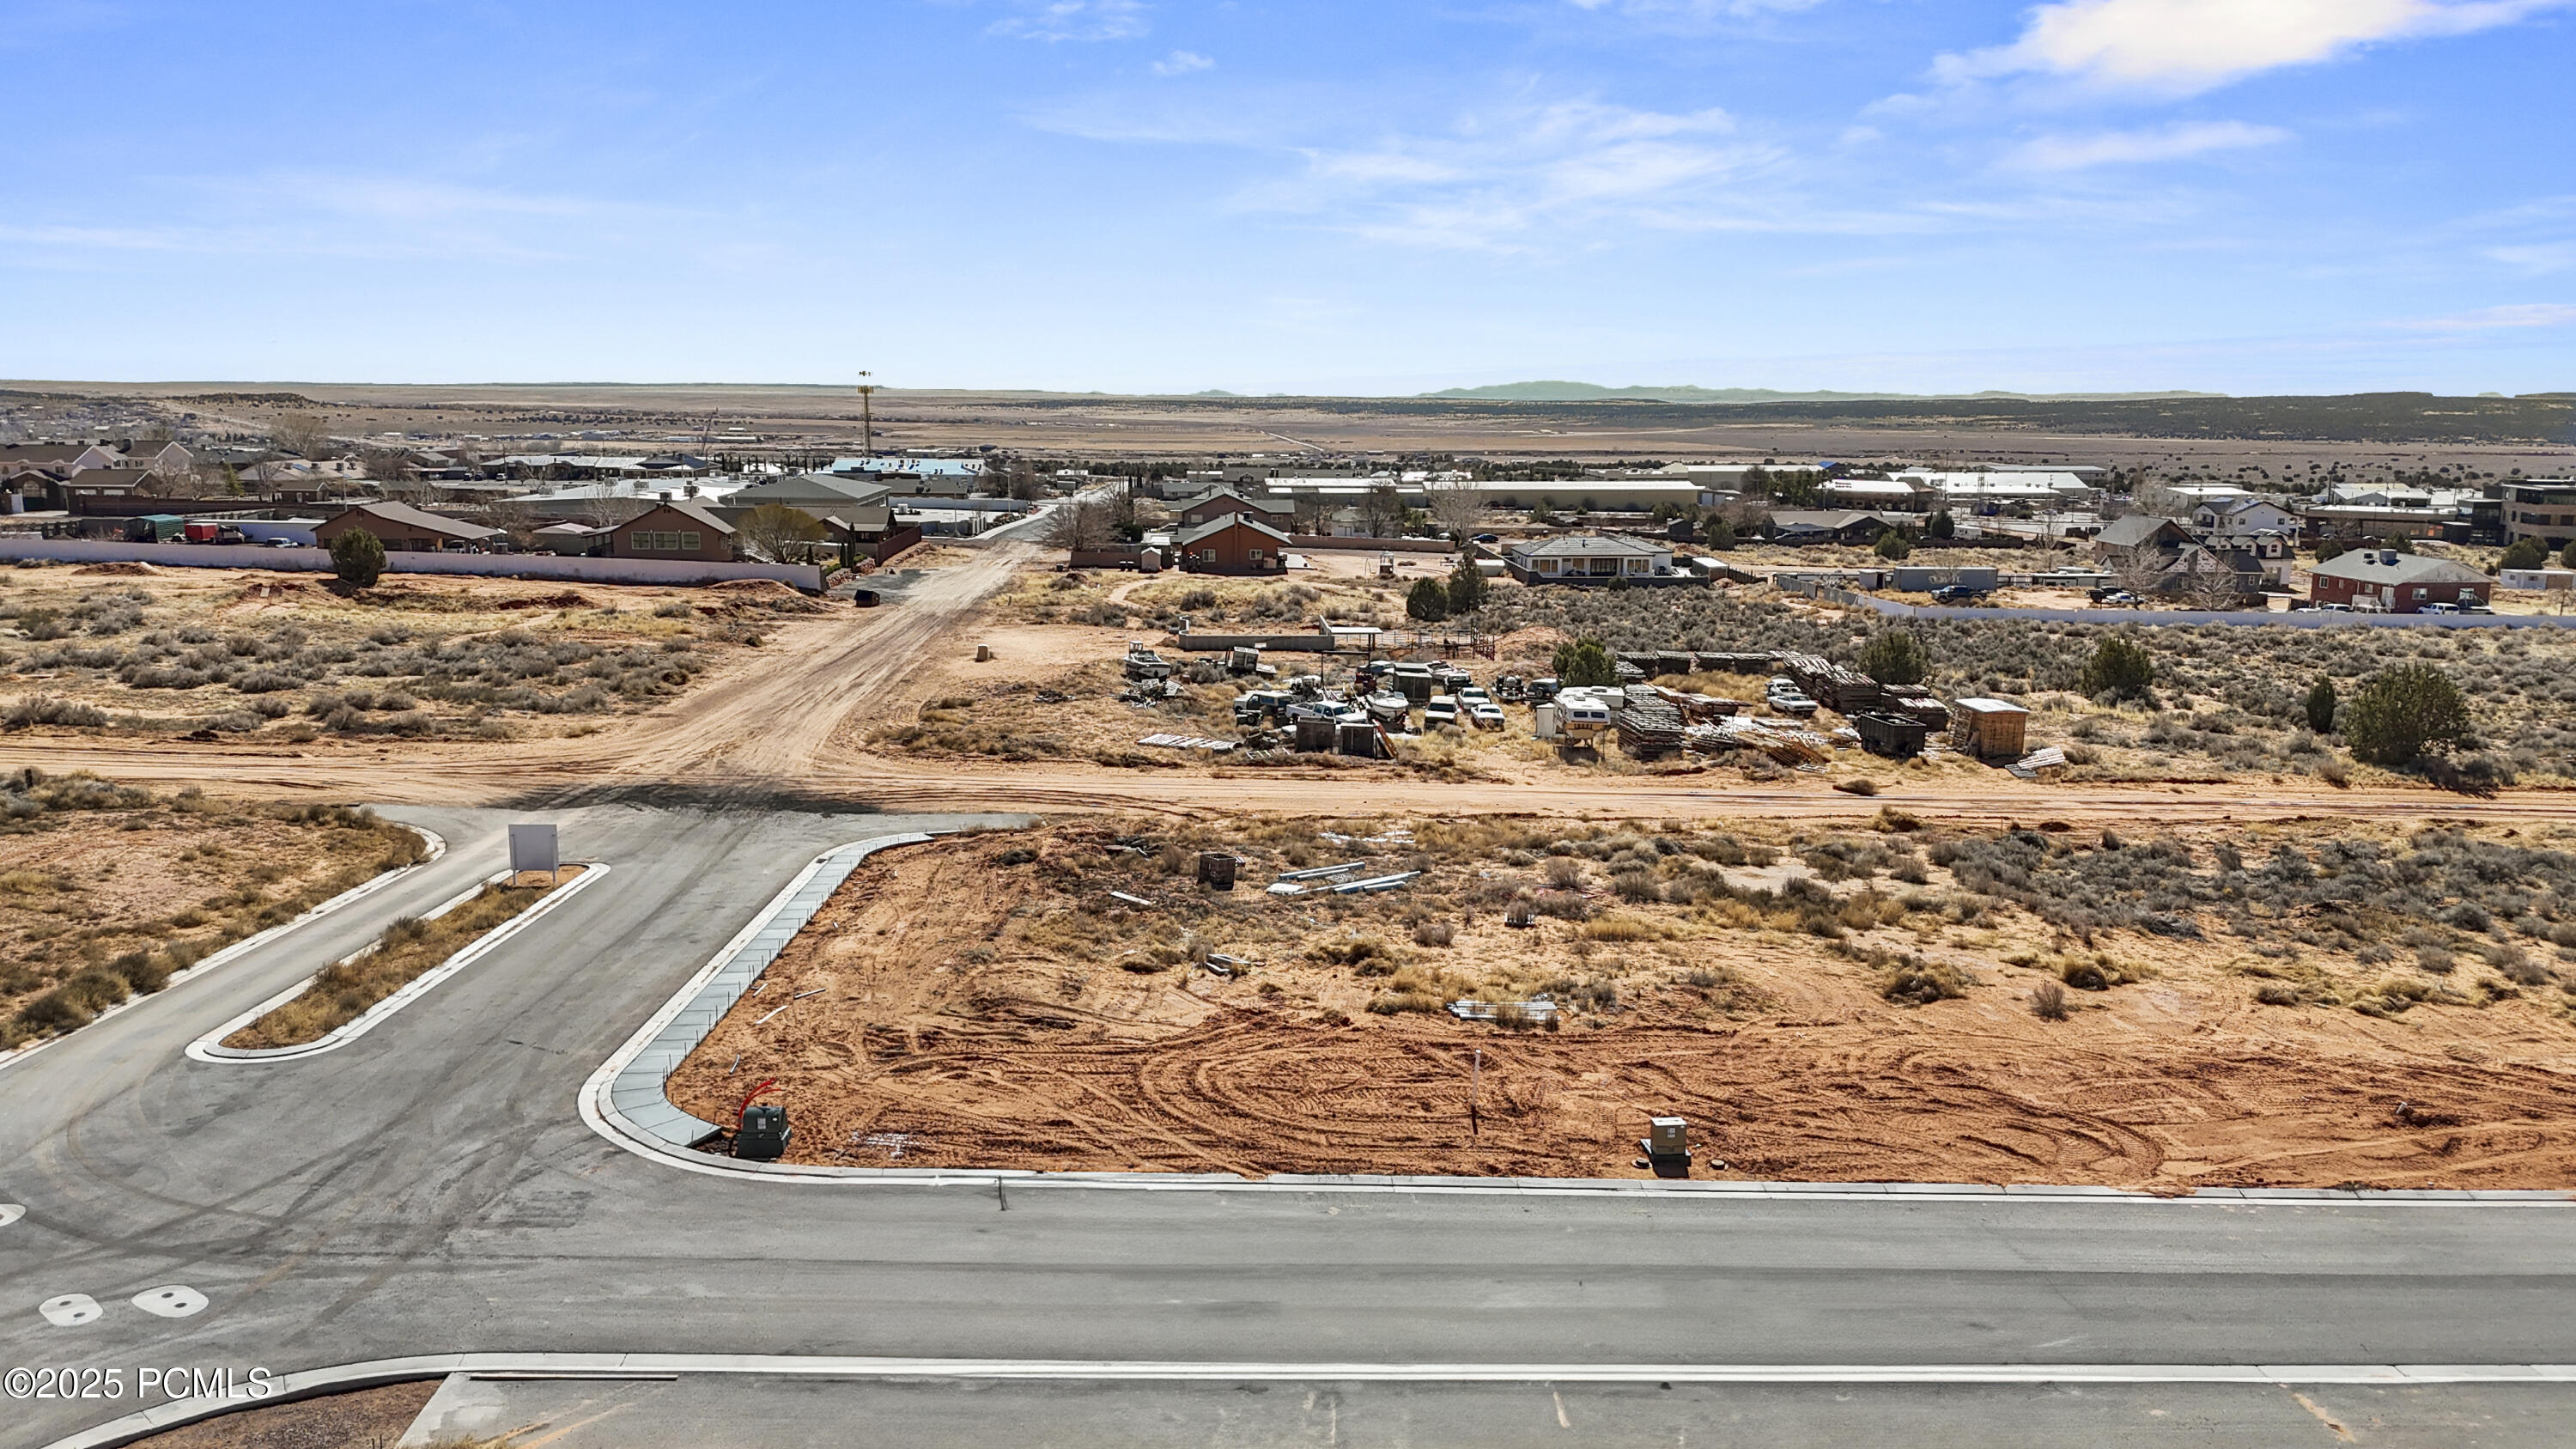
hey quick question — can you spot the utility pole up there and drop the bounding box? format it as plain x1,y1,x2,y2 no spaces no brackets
856,372,877,458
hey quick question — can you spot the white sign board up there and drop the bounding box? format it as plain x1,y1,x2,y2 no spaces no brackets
508,824,559,879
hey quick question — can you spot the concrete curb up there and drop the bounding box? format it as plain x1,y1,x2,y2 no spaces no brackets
186,863,609,1064
582,833,933,1155
0,824,447,1079
46,1354,2576,1449
572,836,2576,1206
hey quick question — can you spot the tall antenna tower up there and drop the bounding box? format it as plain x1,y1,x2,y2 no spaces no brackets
855,372,877,457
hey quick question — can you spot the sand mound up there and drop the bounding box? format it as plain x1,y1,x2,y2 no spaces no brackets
73,561,159,576
705,579,826,612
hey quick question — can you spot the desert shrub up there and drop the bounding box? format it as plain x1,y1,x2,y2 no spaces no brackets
1552,636,1616,687
2344,664,2470,767
2080,636,2155,701
1858,630,1928,686
2254,982,2302,1007
1542,856,1584,889
3,694,106,728
2303,677,2337,734
2030,980,2069,1020
1880,956,1971,1006
2500,536,2549,571
331,528,387,588
1411,920,1455,947
1611,868,1661,903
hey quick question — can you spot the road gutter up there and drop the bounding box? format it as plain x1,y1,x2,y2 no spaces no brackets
186,862,608,1064
48,1355,2576,1449
0,824,447,1079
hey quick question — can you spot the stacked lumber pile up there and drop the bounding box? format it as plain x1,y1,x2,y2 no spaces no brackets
1673,693,1747,721
1693,651,1777,674
1617,694,1688,758
1883,692,1950,728
1777,653,1883,712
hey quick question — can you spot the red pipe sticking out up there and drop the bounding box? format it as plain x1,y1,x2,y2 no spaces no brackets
738,1077,780,1128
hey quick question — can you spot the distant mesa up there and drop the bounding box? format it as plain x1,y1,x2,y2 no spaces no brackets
1420,381,2232,404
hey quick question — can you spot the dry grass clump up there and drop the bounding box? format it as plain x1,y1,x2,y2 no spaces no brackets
220,874,566,1049
2030,980,2070,1020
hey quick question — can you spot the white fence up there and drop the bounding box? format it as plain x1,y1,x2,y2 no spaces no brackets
0,537,823,591
1783,579,2573,630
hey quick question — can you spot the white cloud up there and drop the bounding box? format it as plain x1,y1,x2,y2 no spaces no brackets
2006,120,2293,169
2486,242,2576,273
989,0,1148,43
1941,0,2568,93
2403,302,2576,330
1149,49,1212,76
1232,101,1795,250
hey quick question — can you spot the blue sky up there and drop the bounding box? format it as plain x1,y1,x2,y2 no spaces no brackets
4,0,2571,395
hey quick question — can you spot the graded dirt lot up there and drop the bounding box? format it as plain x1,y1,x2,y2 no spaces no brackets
670,816,2576,1190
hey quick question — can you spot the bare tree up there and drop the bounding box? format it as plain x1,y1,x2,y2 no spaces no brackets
738,502,828,563
1359,483,1402,539
1047,497,1116,552
2110,547,2172,601
1426,482,1482,541
1292,494,1330,535
272,412,334,460
2180,551,2251,611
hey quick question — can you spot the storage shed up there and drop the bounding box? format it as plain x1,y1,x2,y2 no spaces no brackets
1948,697,2028,759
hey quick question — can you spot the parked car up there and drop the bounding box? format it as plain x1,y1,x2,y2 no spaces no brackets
2422,601,2460,615
2461,600,2495,614
2318,601,2352,612
1931,585,1989,604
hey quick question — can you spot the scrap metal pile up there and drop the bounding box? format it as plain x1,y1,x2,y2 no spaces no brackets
1682,715,1838,767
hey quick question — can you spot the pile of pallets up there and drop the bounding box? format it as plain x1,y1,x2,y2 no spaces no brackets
1883,692,1951,728
1692,651,1777,674
1777,653,1883,713
1617,695,1688,758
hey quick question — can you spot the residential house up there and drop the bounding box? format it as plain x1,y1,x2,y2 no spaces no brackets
607,499,735,562
2191,495,2299,541
1503,534,1674,584
1176,488,1298,530
725,472,893,521
0,443,123,476
2309,550,2493,613
1173,515,1291,575
115,440,194,475
2093,514,2263,600
1765,510,1898,545
312,501,501,553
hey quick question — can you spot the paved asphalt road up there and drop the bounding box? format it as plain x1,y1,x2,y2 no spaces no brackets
9,806,2576,1447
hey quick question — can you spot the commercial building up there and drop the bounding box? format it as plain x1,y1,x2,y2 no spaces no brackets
2502,481,2576,551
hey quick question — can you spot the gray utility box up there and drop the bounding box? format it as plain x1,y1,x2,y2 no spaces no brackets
1643,1116,1690,1161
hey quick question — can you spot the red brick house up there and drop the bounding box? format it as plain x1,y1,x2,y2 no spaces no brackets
313,501,500,553
2309,550,2492,612
1174,515,1291,575
1176,488,1297,530
607,499,736,563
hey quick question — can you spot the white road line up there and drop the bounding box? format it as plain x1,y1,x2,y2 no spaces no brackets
48,1355,2576,1448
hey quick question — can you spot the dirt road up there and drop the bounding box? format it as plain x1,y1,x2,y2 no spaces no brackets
5,539,2568,825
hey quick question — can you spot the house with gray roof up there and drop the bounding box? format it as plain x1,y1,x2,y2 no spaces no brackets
1503,533,1674,585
